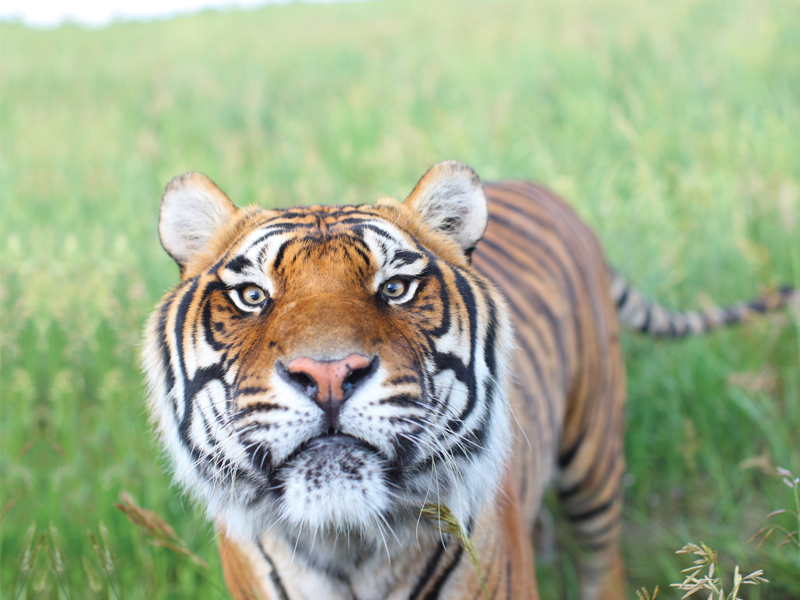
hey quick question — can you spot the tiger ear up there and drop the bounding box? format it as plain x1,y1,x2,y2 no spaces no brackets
159,173,238,269
404,161,488,255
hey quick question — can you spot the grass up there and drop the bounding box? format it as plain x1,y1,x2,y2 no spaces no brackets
1,0,799,596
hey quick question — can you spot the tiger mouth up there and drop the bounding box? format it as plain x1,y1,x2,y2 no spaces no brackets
300,432,378,456
274,432,383,473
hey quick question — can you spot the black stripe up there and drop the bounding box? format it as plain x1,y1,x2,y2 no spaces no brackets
241,225,294,255
423,543,464,600
475,244,566,399
582,538,613,552
393,425,423,466
507,559,513,600
442,422,488,460
174,278,200,448
392,249,423,265
748,298,768,314
233,401,287,420
236,387,268,396
246,440,273,475
476,277,500,380
485,211,581,322
559,452,621,504
490,181,609,351
486,185,588,320
379,394,422,408
422,261,452,338
667,314,678,337
352,222,397,241
272,239,291,272
567,494,617,522
558,477,583,500
225,255,253,274
410,542,448,600
347,237,372,267
387,375,420,385
202,282,230,352
557,430,584,469
638,304,652,333
615,285,629,309
157,296,176,404
257,541,291,600
472,259,553,441
723,308,740,325
476,237,569,388
574,517,618,541
200,375,229,426
442,267,480,432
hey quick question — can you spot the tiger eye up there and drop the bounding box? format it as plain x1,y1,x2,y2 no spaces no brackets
241,285,267,305
381,279,406,298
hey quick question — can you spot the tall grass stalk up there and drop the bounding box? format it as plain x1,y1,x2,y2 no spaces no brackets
749,467,800,564
14,523,38,600
88,525,121,600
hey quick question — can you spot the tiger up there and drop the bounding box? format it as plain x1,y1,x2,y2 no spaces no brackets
143,161,797,600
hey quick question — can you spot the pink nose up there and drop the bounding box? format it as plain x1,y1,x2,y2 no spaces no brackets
286,354,372,407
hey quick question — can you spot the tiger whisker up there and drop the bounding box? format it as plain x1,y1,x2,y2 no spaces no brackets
288,521,304,573
372,515,393,566
401,414,488,453
394,415,472,494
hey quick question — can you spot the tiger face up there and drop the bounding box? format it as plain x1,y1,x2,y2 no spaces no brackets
143,162,514,552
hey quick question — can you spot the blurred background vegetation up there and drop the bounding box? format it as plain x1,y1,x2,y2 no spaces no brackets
1,0,799,597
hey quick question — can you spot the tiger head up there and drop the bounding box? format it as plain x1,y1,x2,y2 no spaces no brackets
143,161,514,554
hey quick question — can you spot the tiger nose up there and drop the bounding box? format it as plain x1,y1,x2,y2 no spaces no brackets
285,354,374,414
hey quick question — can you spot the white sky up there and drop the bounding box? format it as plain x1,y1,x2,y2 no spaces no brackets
0,0,351,28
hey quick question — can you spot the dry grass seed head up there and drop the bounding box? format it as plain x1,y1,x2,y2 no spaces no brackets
671,542,768,600
82,556,103,593
421,503,489,600
115,491,208,569
636,585,659,600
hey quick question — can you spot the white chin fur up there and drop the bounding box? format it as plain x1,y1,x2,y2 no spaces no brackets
196,439,393,544
279,439,390,532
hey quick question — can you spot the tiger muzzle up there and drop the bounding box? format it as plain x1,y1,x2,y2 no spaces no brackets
281,354,377,424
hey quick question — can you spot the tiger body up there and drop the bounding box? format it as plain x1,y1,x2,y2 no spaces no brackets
144,162,792,599
476,181,627,594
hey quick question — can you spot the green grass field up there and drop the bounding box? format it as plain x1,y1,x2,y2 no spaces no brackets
2,0,799,597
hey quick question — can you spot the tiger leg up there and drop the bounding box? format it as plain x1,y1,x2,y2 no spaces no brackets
557,398,627,600
558,442,626,600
